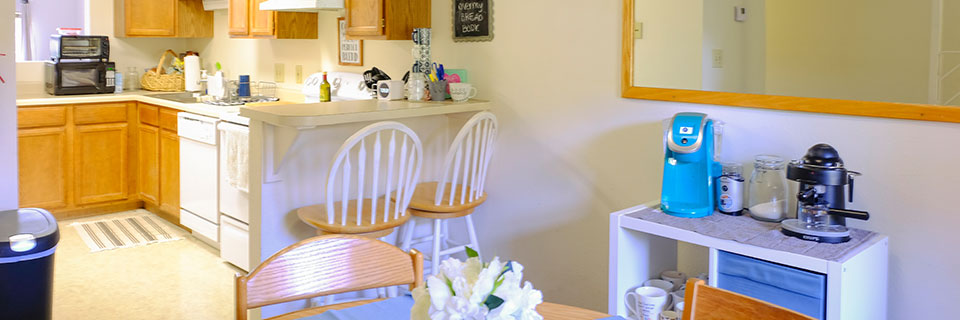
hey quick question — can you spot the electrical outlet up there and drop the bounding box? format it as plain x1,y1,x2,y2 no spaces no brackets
295,65,303,84
712,49,723,68
634,22,643,39
275,63,285,83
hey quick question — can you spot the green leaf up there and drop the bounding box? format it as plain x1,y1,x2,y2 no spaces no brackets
484,295,505,310
465,246,479,258
445,277,456,296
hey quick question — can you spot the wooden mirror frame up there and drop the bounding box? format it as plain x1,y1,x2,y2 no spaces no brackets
621,0,960,123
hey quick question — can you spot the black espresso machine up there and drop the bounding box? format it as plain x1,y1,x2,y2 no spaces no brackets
780,144,870,243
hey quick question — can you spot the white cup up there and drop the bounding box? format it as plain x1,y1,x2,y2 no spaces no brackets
625,286,669,320
449,83,478,102
659,310,680,320
674,301,685,320
660,271,687,291
643,279,675,293
669,290,684,309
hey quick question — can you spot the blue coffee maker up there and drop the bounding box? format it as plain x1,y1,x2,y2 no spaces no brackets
661,112,722,218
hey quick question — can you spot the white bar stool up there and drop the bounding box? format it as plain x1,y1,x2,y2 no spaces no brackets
397,112,498,274
295,121,424,303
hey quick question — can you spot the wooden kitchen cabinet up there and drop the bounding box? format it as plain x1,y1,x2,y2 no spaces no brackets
139,124,160,205
158,109,181,220
74,123,129,205
17,102,140,219
120,0,214,38
229,0,318,39
18,127,69,209
344,0,431,40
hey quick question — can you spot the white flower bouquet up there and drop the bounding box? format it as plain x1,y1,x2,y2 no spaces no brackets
411,248,544,320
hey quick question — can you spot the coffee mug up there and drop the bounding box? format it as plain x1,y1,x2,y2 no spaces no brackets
625,286,669,320
659,310,680,320
643,279,675,293
674,301,685,319
449,83,478,102
669,290,684,309
660,270,687,291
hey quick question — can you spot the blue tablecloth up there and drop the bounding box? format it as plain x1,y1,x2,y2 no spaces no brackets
298,296,626,320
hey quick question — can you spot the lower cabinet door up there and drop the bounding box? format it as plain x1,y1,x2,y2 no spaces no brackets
139,125,160,205
75,123,129,205
159,129,180,219
18,127,69,209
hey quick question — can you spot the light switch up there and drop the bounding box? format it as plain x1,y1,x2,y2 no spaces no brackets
295,65,303,84
735,6,747,22
275,63,285,83
712,49,723,68
634,22,643,39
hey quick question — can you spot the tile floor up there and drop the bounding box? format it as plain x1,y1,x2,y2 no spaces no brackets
52,210,240,320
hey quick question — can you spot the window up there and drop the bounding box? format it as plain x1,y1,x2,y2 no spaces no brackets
15,0,86,62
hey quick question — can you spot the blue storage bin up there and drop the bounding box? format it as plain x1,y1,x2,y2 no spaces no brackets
717,251,826,319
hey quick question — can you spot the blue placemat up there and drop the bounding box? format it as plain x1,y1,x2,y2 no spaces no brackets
299,296,414,320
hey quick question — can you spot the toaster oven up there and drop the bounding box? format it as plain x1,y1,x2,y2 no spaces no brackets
50,35,110,61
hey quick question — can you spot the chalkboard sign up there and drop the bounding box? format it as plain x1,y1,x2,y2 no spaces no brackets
453,0,493,42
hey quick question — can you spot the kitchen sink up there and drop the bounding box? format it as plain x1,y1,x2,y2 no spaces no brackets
147,92,202,104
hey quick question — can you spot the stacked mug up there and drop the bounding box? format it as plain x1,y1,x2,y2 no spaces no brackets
624,271,706,320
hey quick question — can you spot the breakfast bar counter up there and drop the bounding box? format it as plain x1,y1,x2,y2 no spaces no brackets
239,99,490,128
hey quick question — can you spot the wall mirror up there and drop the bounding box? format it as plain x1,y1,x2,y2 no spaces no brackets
622,0,960,123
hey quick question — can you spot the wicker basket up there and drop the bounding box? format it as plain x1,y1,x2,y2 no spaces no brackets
141,50,185,92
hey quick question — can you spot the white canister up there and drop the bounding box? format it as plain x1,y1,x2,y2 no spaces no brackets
184,54,201,92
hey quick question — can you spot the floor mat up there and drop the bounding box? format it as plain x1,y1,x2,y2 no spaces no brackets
71,213,182,252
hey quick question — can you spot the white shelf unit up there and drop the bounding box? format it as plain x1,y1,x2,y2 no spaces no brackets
609,202,888,320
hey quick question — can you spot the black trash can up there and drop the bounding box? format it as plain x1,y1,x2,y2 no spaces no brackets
0,208,60,320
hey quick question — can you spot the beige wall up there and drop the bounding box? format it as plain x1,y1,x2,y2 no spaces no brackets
765,0,932,103
632,0,702,90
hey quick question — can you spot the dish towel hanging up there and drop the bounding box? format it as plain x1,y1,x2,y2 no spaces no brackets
223,124,249,193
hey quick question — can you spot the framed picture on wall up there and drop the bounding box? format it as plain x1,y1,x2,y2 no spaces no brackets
453,0,493,42
338,17,363,66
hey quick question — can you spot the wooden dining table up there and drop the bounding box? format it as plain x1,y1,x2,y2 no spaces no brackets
271,299,614,320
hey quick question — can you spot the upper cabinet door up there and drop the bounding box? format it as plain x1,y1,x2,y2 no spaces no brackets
345,0,384,37
124,0,177,37
229,0,251,36
250,0,276,36
75,123,129,205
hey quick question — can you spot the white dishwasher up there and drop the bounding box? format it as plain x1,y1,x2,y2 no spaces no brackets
178,112,220,247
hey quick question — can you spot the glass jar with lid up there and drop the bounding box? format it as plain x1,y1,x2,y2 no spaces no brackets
747,155,789,222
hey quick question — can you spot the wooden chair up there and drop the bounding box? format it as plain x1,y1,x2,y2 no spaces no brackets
682,278,816,320
297,121,424,238
235,234,424,320
397,111,498,274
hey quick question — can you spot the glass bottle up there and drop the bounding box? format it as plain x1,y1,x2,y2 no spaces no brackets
747,155,788,222
319,72,331,102
125,67,140,91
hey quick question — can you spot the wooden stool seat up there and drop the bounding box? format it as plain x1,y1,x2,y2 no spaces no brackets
403,181,487,213
410,207,475,219
297,197,412,235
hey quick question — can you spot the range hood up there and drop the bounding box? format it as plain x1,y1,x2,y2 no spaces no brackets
258,0,344,12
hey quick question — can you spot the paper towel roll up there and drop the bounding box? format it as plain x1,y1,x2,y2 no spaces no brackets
184,55,201,92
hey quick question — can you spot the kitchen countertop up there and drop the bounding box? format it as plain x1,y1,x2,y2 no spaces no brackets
239,99,492,128
15,83,236,118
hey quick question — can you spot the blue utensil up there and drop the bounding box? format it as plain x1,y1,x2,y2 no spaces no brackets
433,62,445,80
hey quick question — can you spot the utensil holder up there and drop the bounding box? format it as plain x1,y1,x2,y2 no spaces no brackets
429,80,447,101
